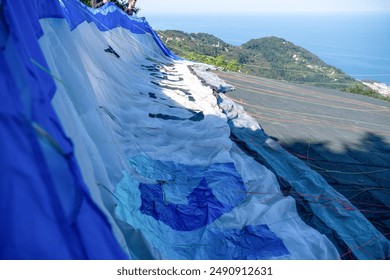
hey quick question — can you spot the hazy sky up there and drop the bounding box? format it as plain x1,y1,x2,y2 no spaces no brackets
139,0,390,15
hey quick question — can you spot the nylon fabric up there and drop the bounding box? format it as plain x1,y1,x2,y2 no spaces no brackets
0,0,128,260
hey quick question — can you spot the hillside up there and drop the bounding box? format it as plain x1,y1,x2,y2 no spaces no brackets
239,37,355,88
158,30,385,99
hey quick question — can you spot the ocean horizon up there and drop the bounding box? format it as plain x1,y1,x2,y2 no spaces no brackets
146,12,390,85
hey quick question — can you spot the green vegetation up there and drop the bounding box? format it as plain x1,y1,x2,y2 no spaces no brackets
80,0,91,6
181,53,240,72
157,31,241,72
238,37,357,90
158,30,386,101
344,84,390,102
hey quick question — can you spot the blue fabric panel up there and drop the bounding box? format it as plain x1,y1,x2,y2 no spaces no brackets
93,7,151,34
128,156,246,231
207,225,289,259
128,156,246,207
32,0,66,21
0,116,84,259
115,170,289,259
1,0,128,259
4,0,56,101
31,0,181,60
140,178,226,231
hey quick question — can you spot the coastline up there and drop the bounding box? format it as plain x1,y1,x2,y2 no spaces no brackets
147,12,390,86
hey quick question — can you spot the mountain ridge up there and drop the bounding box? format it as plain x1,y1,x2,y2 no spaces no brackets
158,30,388,101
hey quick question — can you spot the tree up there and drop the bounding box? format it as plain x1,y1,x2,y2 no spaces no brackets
80,0,91,6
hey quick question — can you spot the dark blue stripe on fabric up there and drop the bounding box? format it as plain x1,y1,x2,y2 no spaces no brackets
1,0,128,259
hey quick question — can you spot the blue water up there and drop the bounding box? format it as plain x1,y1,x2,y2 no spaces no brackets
147,13,390,84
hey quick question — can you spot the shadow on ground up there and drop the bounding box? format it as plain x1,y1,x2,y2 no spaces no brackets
279,132,390,234
230,126,390,259
274,132,390,259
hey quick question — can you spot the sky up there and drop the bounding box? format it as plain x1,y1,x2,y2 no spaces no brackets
138,0,390,15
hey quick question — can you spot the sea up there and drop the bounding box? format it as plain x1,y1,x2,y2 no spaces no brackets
146,13,390,85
